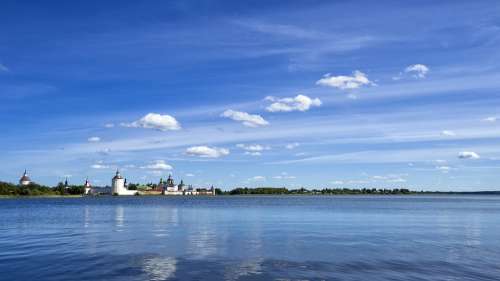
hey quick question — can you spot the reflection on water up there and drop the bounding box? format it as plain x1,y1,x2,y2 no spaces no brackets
224,258,263,281
115,205,124,230
142,256,177,280
1,196,500,280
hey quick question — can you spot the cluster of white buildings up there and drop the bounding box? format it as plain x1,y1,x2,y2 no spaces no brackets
19,170,215,196
111,170,215,196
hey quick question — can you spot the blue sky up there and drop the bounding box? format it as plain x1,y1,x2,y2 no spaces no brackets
1,0,500,190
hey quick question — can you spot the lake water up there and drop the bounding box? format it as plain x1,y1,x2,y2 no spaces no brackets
1,196,500,281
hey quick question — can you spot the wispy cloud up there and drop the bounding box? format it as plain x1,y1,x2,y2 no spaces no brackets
87,136,101,142
221,110,269,127
186,146,230,158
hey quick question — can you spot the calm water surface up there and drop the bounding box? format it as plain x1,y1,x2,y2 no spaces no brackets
1,195,500,280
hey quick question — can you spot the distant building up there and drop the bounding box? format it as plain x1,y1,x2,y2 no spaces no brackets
111,170,137,196
163,175,183,195
19,170,31,186
84,178,92,195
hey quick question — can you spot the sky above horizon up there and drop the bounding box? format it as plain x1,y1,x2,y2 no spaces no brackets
1,0,500,190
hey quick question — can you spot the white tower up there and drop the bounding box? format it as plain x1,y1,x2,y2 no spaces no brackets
111,170,136,195
84,178,92,195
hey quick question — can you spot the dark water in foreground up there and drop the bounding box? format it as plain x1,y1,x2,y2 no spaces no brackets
1,196,500,281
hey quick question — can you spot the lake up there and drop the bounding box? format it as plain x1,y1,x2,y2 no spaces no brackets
1,195,499,280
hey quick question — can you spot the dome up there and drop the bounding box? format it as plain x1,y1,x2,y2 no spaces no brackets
113,170,123,180
20,170,31,182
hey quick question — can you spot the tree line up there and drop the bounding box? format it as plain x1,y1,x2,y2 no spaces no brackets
0,181,422,196
220,187,416,195
0,181,85,196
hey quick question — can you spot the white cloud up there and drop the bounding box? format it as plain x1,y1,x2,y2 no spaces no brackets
316,70,374,90
236,144,270,152
121,113,181,131
249,176,266,181
91,163,109,169
482,116,497,122
285,142,300,149
405,64,429,78
458,151,480,159
372,174,407,183
347,180,370,184
140,160,173,170
441,130,456,137
272,172,296,180
185,173,195,177
221,109,269,127
245,151,262,156
104,123,115,128
331,180,344,185
186,146,230,158
88,136,101,142
265,94,321,112
436,166,451,173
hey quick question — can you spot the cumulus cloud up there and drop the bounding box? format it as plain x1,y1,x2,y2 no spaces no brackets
265,94,321,112
331,180,344,185
441,130,456,137
405,64,429,78
185,173,195,177
458,151,480,159
104,123,115,128
221,110,269,127
140,160,173,170
88,136,101,142
121,113,181,131
285,142,300,149
316,70,374,90
482,116,497,122
186,146,230,158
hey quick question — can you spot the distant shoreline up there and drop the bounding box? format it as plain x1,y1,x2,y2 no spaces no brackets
1,192,500,198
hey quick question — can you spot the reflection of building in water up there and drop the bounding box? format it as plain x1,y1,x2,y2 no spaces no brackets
19,170,31,186
111,170,137,196
115,205,124,229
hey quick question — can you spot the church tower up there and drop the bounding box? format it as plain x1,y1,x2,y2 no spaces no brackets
19,170,31,186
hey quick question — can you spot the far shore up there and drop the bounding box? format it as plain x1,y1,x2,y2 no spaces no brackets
2,192,500,199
